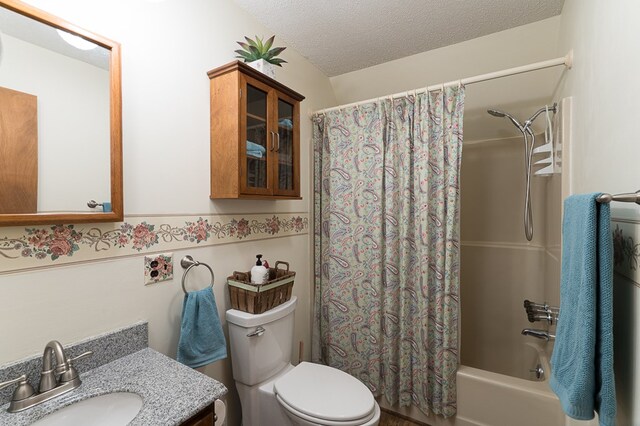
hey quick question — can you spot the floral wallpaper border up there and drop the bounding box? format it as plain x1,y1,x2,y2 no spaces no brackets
0,213,308,274
612,219,640,285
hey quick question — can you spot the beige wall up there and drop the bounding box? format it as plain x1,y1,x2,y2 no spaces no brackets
461,137,547,246
555,1,640,425
460,136,550,376
0,1,336,425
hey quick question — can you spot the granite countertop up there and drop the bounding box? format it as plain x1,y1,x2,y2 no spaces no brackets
0,348,227,426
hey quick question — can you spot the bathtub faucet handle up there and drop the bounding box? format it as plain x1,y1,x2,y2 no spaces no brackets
524,299,558,313
527,311,559,325
523,300,560,325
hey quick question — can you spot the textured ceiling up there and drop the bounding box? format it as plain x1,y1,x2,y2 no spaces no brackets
231,0,564,76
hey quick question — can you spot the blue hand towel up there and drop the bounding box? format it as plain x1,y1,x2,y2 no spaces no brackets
177,288,227,368
550,193,615,425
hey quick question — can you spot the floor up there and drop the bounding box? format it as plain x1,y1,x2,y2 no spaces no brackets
379,410,426,426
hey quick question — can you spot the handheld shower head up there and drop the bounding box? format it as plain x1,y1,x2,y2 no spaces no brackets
486,109,524,130
487,106,539,241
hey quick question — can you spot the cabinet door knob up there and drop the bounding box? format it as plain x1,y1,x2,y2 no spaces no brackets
270,131,276,151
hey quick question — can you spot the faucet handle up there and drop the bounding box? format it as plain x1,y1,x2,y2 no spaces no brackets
0,375,35,401
0,374,27,391
68,351,93,364
59,351,93,384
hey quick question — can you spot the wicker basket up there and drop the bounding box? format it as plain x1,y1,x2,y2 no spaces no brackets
227,261,295,314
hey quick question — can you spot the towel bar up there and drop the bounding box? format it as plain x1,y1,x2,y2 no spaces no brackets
596,190,640,204
180,255,214,294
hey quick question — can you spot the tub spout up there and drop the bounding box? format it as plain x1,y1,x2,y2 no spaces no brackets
522,328,555,341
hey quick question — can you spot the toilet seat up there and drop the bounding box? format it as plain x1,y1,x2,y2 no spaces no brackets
276,394,376,426
274,362,376,425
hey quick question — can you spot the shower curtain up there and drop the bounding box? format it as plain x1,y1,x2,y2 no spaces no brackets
312,86,464,417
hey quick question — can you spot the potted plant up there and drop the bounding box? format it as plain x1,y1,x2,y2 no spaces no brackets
235,35,287,79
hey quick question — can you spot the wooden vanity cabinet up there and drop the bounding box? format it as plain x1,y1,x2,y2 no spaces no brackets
180,402,215,426
207,61,305,199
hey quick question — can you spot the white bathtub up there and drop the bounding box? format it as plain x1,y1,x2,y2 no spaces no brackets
456,343,564,426
377,343,564,426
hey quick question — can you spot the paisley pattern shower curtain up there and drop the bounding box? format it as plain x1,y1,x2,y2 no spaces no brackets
312,87,464,417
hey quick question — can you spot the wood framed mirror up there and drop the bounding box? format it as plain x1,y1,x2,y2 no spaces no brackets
0,0,122,226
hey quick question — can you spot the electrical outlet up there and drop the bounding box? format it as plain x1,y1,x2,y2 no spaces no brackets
144,253,173,285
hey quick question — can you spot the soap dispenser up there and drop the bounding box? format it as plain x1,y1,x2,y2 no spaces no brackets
251,254,268,285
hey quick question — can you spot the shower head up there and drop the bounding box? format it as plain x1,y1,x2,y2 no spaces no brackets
486,109,524,131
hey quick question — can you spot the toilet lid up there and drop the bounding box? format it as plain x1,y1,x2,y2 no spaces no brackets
274,362,375,422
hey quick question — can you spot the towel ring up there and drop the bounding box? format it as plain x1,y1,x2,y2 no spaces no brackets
180,255,214,294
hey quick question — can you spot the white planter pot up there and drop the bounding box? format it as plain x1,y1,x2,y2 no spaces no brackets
248,59,276,79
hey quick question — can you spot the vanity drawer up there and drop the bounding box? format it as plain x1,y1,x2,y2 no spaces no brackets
181,401,215,426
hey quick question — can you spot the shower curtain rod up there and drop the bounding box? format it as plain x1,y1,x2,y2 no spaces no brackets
313,50,573,115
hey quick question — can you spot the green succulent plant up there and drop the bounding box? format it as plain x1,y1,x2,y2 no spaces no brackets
235,35,287,67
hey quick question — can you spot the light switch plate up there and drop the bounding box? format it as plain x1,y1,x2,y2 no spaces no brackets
144,252,173,285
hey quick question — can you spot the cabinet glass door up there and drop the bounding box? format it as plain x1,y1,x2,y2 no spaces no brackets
244,84,269,191
275,98,297,195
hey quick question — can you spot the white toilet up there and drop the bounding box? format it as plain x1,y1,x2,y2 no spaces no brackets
226,296,380,426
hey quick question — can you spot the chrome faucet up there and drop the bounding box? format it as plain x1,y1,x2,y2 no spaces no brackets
0,341,92,413
522,328,555,341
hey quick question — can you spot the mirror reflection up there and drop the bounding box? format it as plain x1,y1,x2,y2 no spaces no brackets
0,5,111,215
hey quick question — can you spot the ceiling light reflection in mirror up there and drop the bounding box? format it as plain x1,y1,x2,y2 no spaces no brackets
56,29,97,51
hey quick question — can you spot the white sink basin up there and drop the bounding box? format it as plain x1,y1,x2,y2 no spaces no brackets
31,392,143,426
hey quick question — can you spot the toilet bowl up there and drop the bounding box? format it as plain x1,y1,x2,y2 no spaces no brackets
226,297,380,426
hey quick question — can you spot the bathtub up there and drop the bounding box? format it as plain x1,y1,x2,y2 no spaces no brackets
377,342,564,426
456,342,564,426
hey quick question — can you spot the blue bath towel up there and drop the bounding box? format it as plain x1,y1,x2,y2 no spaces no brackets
177,288,227,368
246,140,266,158
550,193,615,425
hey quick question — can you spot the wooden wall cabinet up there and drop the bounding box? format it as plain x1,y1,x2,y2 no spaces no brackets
207,61,305,199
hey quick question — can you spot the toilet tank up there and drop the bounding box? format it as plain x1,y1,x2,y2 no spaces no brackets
226,296,297,386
